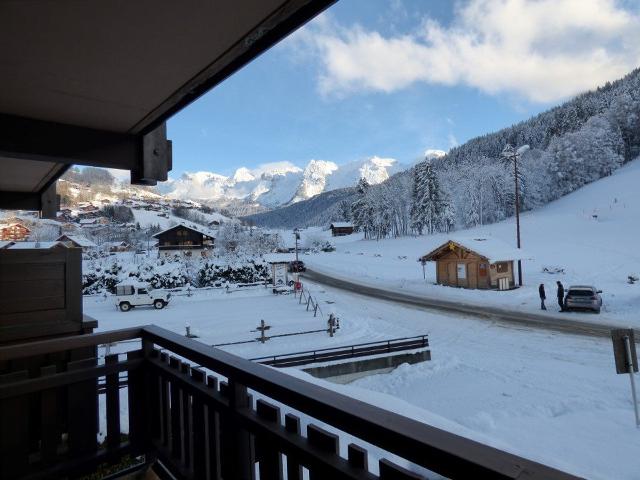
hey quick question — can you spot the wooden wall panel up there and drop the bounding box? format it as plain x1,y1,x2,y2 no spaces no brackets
0,248,83,344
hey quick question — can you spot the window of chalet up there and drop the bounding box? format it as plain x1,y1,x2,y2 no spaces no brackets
496,262,509,273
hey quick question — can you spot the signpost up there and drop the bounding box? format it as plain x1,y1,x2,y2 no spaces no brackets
611,329,639,427
273,263,287,288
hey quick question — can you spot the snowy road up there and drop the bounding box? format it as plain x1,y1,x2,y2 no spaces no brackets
302,267,639,339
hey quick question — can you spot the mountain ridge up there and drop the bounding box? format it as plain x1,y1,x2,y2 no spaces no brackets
161,156,407,208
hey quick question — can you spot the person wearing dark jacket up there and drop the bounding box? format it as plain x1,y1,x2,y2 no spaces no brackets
539,284,546,310
556,281,565,311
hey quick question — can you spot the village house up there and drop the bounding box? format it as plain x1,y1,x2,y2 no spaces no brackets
419,237,522,290
103,241,133,253
56,234,97,251
152,222,215,257
330,222,354,236
0,222,31,241
78,217,109,229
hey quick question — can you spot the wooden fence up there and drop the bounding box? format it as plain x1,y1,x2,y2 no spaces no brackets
0,325,583,480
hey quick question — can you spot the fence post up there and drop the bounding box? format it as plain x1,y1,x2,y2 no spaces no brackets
306,296,312,311
314,303,319,317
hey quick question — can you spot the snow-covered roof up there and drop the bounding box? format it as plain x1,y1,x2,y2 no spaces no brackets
263,253,296,263
79,218,97,224
152,222,216,239
102,241,129,248
330,222,353,228
420,237,527,262
57,234,97,248
0,241,15,249
5,241,67,249
0,222,29,229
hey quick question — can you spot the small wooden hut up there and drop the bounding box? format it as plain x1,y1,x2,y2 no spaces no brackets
330,222,354,236
419,238,522,290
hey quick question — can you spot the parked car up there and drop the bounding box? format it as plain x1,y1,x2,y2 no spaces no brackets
289,260,306,273
564,285,602,313
114,283,171,312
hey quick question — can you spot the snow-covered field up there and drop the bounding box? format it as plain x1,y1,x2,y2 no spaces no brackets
86,281,640,479
301,158,640,327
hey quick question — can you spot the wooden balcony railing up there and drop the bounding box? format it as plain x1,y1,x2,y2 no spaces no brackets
0,325,583,480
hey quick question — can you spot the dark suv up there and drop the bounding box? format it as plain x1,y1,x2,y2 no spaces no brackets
289,260,306,273
564,285,602,313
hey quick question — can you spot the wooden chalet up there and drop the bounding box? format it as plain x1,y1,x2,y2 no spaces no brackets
152,222,215,256
330,221,355,236
0,222,30,241
0,2,576,480
420,238,522,290
56,234,97,251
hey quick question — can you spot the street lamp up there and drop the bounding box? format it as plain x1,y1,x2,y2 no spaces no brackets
501,143,529,287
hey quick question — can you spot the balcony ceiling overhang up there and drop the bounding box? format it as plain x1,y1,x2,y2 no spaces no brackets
0,0,335,216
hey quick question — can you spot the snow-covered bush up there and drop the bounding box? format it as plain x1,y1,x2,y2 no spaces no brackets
82,262,123,294
197,260,270,287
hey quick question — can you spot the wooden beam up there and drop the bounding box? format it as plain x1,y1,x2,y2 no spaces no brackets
0,113,171,185
40,183,59,219
132,0,337,135
0,192,41,211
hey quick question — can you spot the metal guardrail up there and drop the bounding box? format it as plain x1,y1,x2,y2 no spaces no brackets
251,335,429,368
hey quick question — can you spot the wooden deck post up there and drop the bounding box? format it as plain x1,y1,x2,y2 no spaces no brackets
228,380,255,479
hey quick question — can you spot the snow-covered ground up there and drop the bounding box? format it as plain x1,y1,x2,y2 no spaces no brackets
86,282,640,479
300,158,640,327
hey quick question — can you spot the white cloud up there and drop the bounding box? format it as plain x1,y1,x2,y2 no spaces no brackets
294,0,640,103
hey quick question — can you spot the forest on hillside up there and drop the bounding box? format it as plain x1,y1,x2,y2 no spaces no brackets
347,68,640,239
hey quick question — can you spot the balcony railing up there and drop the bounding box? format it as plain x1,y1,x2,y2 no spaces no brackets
0,325,582,480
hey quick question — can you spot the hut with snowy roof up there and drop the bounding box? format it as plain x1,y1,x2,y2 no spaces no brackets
56,234,97,251
329,222,354,236
419,237,523,290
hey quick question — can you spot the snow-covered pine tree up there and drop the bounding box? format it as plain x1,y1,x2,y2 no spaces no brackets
409,163,427,234
351,178,374,239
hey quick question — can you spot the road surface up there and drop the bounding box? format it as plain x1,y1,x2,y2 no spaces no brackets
302,268,638,339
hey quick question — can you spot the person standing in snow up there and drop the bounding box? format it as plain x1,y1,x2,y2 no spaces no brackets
539,284,546,310
556,281,565,311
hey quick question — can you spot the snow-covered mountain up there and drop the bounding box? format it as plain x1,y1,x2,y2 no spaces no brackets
163,157,408,207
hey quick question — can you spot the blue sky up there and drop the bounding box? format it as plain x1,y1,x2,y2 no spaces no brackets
167,0,640,177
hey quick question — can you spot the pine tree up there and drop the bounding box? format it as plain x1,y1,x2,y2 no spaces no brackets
409,165,427,234
351,178,373,239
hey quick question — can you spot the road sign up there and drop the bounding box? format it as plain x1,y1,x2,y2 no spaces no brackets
611,329,638,374
611,328,640,427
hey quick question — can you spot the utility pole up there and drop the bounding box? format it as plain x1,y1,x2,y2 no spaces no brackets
501,144,529,287
294,228,300,263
